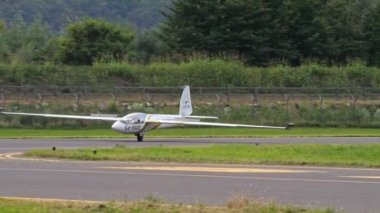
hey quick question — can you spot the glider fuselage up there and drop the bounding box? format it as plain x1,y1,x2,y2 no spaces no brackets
111,113,198,134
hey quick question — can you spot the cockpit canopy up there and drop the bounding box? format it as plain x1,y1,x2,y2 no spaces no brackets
120,113,147,124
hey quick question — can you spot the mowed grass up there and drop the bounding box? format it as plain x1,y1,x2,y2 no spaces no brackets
25,144,380,168
0,127,379,138
0,197,336,213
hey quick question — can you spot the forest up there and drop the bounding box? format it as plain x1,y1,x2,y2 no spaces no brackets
0,0,379,87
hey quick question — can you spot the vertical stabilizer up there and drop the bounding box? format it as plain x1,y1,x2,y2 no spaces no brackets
179,85,192,117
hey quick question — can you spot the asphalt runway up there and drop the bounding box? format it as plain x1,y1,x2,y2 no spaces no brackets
1,137,380,212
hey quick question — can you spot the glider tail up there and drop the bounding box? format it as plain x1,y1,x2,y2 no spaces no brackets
179,85,193,117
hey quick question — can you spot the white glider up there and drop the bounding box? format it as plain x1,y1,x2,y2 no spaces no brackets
1,86,290,141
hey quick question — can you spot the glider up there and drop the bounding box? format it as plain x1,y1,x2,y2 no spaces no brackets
1,86,290,141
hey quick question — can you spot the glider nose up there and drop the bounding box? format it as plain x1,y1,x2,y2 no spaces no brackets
112,121,125,133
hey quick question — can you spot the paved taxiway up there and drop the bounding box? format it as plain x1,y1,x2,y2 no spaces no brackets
1,137,380,212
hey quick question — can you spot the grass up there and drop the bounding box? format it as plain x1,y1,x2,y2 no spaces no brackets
0,197,336,213
25,143,380,168
0,127,379,139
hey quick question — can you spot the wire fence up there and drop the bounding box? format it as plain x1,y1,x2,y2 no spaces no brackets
1,86,380,100
0,86,379,127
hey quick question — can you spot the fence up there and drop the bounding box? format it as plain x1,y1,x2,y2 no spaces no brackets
1,86,380,127
1,86,380,100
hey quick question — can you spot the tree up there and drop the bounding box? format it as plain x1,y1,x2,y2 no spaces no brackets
59,18,134,65
128,30,169,64
0,15,54,64
322,0,368,64
364,3,380,66
161,0,281,65
283,0,336,65
161,0,374,66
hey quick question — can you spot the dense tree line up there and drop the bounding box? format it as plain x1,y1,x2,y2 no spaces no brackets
0,16,136,65
365,2,380,67
0,0,380,67
161,0,380,66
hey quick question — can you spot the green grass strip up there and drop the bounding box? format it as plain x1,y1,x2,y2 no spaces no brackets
0,197,336,213
0,127,380,139
25,144,380,168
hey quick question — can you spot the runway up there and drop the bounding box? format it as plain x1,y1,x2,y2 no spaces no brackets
1,137,380,212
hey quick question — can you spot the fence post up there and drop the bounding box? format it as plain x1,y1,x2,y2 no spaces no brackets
0,94,5,106
145,92,152,103
319,94,324,126
351,95,359,125
284,94,289,123
335,87,340,101
351,95,357,109
253,87,258,103
216,94,222,105
226,86,230,106
53,86,58,96
111,93,117,102
35,93,43,106
73,93,80,111
362,88,367,101
170,87,174,99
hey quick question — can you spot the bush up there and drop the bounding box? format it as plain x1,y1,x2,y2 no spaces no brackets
0,60,379,87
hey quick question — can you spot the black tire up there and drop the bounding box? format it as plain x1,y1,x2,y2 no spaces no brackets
136,134,144,142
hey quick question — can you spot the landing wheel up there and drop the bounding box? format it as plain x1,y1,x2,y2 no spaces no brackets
136,134,144,142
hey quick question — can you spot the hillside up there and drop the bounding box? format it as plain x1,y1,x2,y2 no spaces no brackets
0,0,170,31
